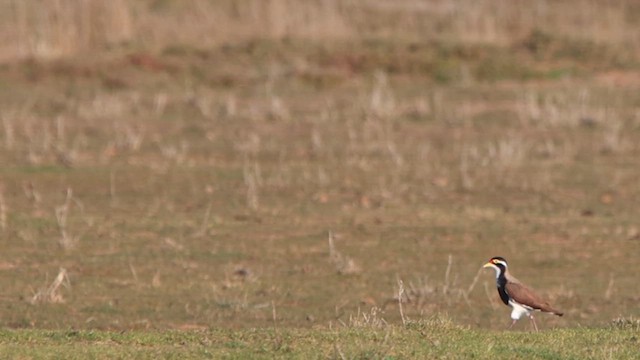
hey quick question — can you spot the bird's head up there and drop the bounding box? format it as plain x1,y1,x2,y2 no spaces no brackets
483,256,508,278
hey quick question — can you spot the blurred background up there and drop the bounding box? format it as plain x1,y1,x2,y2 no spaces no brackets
2,0,639,61
0,0,638,330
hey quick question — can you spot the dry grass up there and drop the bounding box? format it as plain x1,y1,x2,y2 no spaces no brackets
1,66,635,328
6,0,132,60
611,316,640,330
1,0,638,61
30,268,70,304
54,188,77,250
0,0,638,332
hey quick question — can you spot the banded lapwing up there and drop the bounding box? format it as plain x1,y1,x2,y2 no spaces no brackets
483,256,563,331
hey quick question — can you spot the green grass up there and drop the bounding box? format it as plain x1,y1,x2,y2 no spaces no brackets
0,320,638,359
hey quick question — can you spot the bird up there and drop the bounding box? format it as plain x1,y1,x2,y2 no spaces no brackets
483,256,563,331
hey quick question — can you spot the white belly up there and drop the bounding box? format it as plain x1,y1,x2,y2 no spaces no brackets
508,300,533,320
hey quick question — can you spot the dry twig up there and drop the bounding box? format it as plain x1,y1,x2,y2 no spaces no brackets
30,268,70,304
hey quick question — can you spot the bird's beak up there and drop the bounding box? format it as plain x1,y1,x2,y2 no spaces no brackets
482,262,493,268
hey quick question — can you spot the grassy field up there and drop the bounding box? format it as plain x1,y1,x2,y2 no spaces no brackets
1,318,639,359
0,0,639,357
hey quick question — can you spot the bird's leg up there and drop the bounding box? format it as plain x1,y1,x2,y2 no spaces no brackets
507,319,517,330
529,315,539,332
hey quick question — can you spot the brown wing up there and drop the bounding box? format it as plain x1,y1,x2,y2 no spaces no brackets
505,282,564,316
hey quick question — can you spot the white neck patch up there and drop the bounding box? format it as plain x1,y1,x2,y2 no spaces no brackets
489,264,502,279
